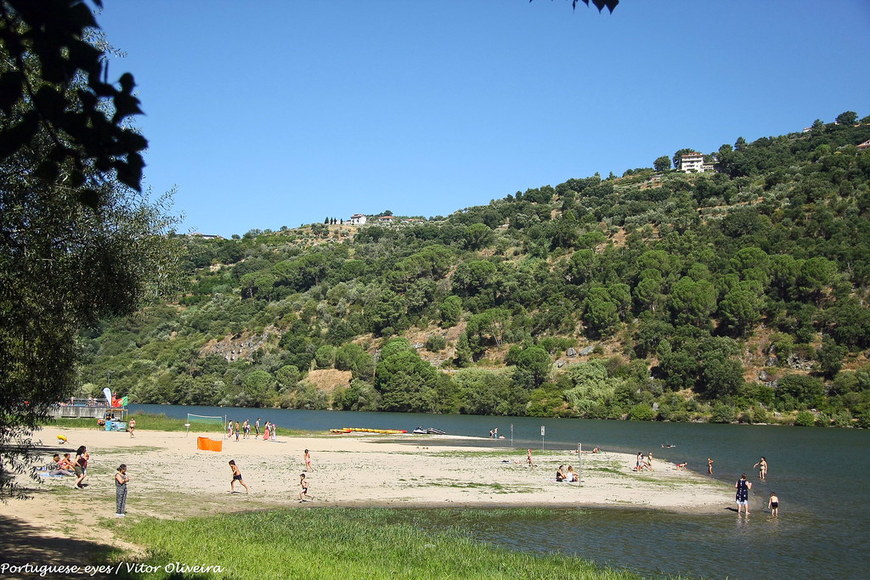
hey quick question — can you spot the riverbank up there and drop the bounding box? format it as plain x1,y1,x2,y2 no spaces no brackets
4,426,730,572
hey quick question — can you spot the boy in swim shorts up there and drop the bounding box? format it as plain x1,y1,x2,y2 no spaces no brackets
228,460,249,494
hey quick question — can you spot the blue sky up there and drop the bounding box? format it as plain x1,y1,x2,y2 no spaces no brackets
97,0,870,238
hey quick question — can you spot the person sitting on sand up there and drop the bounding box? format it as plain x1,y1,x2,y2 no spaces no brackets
41,454,73,476
566,465,578,482
592,447,600,454
59,453,76,472
228,460,249,494
556,465,566,482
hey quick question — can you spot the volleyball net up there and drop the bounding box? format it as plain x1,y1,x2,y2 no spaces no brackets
186,413,225,426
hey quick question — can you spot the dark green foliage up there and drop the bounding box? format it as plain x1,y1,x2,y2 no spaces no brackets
74,117,870,426
777,374,825,410
1,1,178,498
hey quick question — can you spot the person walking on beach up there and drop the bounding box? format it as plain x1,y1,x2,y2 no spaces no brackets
74,445,89,488
707,457,714,475
255,418,260,437
299,473,312,501
527,449,534,468
754,457,768,481
768,492,779,516
229,460,249,494
115,464,131,517
128,418,135,438
735,473,752,515
304,449,313,472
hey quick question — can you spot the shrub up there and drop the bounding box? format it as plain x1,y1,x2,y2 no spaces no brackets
831,410,853,428
710,403,737,424
794,410,816,427
628,403,656,421
749,406,769,424
425,334,447,352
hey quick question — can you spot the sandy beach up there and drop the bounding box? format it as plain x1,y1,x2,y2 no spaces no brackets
3,426,730,567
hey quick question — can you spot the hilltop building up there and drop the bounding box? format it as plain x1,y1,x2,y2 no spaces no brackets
679,152,705,173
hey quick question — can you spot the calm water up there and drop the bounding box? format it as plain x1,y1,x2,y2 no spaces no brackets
131,404,869,579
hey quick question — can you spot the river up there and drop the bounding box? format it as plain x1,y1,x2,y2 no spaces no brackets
130,404,868,579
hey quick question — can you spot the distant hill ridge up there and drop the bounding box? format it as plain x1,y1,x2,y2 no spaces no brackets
80,117,870,427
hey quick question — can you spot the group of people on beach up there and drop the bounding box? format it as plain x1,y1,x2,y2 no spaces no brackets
40,453,77,478
633,452,654,471
49,443,130,516
227,418,278,441
734,456,778,516
227,451,312,501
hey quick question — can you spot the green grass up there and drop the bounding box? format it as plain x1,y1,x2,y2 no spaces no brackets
107,508,638,579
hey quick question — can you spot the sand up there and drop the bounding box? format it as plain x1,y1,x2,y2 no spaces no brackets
1,426,731,568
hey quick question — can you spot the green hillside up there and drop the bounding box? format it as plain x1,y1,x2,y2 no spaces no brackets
78,116,870,427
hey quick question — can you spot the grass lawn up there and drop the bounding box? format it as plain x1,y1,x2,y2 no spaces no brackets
105,508,638,579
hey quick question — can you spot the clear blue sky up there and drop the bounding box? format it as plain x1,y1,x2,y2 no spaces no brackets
97,0,870,238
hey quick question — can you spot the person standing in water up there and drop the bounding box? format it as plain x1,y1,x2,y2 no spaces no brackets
735,473,752,515
754,457,768,481
768,492,779,516
707,457,714,475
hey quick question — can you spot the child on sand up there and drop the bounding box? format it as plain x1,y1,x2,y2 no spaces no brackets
299,473,312,501
304,449,313,472
228,460,249,494
768,492,779,516
115,464,131,517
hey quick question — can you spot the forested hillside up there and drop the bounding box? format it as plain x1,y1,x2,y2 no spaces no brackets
78,116,870,427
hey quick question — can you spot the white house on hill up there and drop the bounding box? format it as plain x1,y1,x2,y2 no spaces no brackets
679,152,706,173
349,214,367,225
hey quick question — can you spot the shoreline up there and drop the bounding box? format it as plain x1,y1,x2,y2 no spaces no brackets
3,426,732,567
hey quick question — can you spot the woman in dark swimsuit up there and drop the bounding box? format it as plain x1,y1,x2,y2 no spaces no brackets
735,473,752,514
